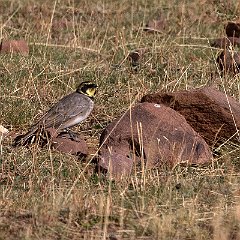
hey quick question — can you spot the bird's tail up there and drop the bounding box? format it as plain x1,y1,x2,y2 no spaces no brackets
13,125,56,147
13,129,38,147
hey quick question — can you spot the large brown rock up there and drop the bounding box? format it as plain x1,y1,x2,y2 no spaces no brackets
141,87,240,146
98,102,212,177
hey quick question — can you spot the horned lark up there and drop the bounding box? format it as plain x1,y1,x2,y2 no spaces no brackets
14,81,97,146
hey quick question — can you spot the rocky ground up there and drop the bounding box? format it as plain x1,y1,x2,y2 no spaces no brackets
1,0,240,239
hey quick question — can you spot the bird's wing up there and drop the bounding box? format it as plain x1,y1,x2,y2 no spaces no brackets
36,93,93,129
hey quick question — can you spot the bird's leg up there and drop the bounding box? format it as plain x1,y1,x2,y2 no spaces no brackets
60,128,80,141
67,129,80,141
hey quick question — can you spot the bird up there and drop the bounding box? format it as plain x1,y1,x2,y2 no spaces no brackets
14,81,97,146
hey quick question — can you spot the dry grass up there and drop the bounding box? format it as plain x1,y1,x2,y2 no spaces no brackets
1,0,240,239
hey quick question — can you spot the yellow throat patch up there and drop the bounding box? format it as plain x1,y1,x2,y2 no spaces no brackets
86,87,97,97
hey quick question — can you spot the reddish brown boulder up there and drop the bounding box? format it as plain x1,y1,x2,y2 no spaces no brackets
216,50,240,75
141,87,240,146
226,22,240,38
210,37,240,48
0,40,29,56
98,102,212,177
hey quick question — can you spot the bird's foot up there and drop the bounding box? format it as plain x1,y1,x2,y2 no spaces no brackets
59,129,80,142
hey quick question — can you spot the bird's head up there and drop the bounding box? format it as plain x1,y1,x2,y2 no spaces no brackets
77,81,98,98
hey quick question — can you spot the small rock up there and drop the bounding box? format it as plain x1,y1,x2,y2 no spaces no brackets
47,128,88,156
226,22,240,38
0,39,29,56
128,51,141,63
128,48,147,71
